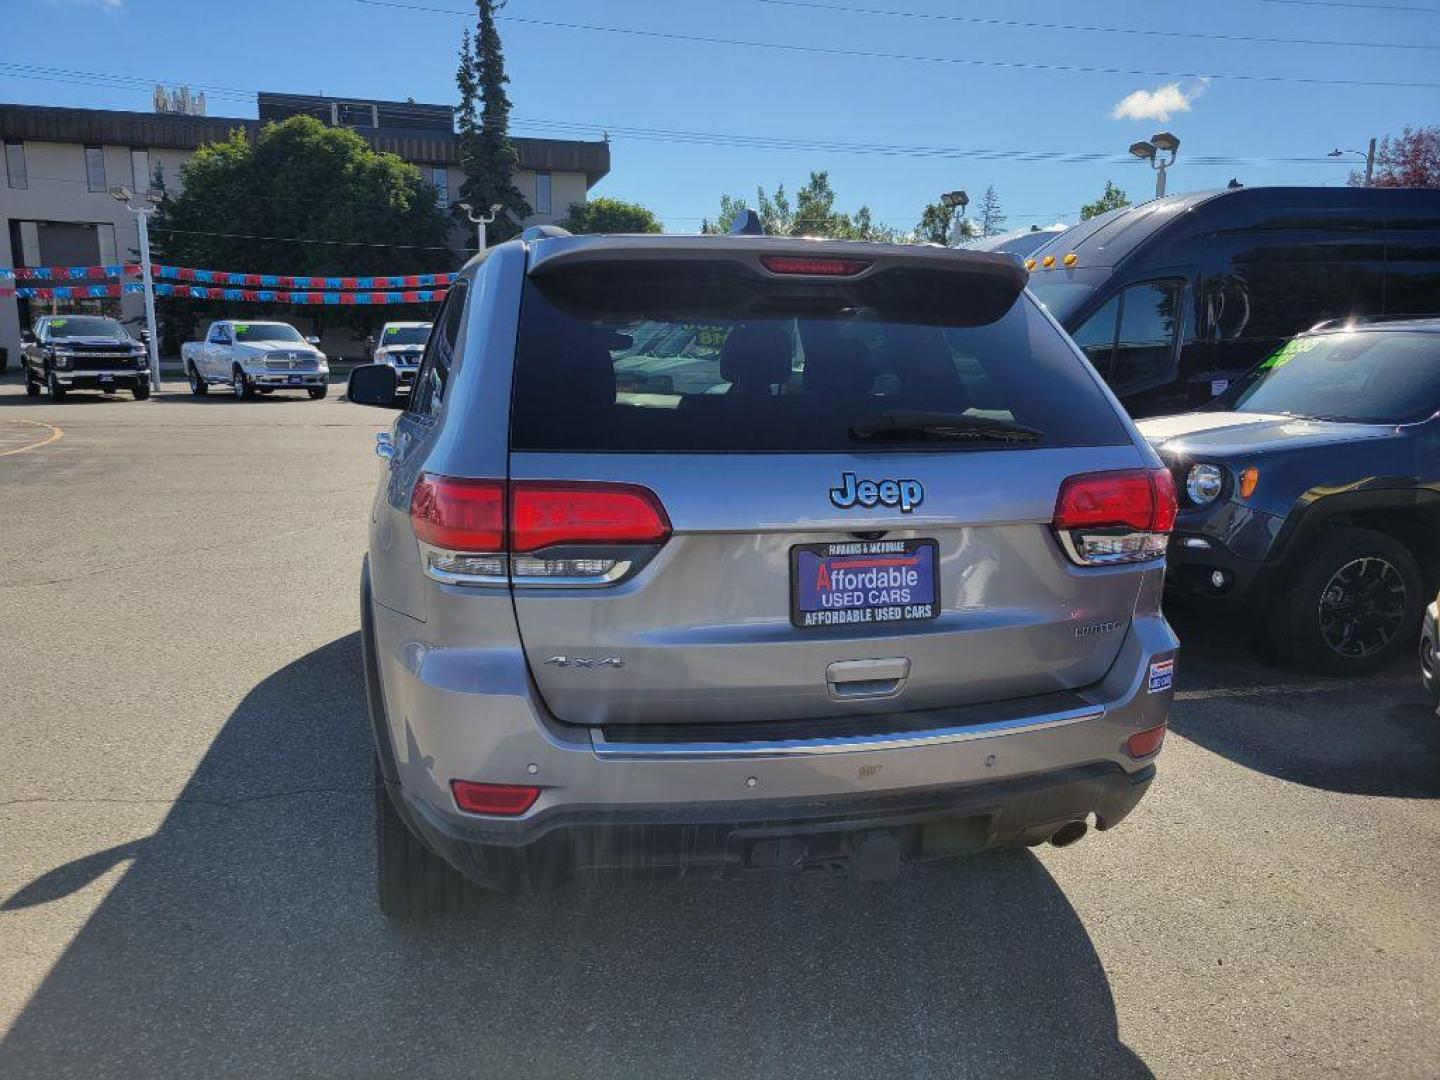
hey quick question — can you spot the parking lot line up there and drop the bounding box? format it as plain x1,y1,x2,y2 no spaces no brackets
0,420,63,458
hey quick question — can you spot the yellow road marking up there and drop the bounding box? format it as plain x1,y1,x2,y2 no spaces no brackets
0,419,64,457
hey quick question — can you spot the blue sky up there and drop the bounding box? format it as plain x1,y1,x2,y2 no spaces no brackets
7,0,1440,232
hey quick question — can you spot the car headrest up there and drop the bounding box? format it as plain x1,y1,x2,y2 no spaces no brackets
719,324,792,393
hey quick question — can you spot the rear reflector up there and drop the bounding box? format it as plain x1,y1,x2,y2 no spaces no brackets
511,481,671,553
1053,468,1176,566
411,476,504,552
1126,724,1167,759
760,255,871,277
451,780,541,816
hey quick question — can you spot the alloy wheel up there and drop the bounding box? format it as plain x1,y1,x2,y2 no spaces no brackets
1317,557,1408,659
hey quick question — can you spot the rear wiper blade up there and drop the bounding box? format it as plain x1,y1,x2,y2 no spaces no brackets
849,410,1042,444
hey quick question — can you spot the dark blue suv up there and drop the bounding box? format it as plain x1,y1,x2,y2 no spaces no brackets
1138,316,1440,674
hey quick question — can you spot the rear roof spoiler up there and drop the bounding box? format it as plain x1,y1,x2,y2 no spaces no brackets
525,234,1028,292
523,235,1029,327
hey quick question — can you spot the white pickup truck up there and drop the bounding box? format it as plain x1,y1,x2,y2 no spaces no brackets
181,320,330,400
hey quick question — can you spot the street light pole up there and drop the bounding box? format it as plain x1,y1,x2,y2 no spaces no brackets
111,186,162,394
1328,139,1378,186
1130,132,1180,199
939,190,969,246
458,202,503,254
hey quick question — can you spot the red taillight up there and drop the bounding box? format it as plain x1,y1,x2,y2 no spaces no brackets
410,477,671,553
1052,468,1176,566
451,779,540,816
1150,469,1177,533
1054,469,1164,531
760,255,871,276
510,482,671,553
1126,724,1167,759
410,476,504,551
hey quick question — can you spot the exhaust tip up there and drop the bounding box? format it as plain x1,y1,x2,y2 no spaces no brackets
1048,820,1089,848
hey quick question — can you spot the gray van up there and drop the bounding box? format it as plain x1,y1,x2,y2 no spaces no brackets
348,226,1179,915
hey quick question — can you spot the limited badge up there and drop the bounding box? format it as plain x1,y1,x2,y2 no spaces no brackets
1148,658,1175,693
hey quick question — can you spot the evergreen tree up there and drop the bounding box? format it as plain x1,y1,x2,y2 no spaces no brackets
978,185,1006,237
456,2,530,246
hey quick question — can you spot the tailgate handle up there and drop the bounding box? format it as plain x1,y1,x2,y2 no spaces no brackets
826,658,911,700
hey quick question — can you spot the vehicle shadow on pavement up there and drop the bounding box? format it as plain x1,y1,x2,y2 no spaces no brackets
0,634,1150,1080
1167,606,1440,798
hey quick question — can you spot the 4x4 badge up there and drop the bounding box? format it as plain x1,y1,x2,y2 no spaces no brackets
829,472,924,514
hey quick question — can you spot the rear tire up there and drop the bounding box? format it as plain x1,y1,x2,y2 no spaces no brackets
188,364,207,396
1268,527,1423,675
374,758,470,919
308,385,328,400
25,370,40,397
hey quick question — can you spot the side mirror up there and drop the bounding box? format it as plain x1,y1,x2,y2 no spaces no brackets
139,329,151,344
347,363,398,407
306,335,321,346
20,330,36,345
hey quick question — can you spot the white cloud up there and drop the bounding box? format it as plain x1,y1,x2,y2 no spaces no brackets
1110,78,1209,122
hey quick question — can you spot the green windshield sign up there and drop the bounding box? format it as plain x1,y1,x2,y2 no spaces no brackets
1261,338,1321,370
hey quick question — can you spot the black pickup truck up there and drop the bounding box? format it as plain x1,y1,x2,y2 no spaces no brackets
1138,316,1440,674
22,315,151,401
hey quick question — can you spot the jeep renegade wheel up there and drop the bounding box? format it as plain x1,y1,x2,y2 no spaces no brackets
1270,527,1422,674
374,759,470,919
188,365,207,396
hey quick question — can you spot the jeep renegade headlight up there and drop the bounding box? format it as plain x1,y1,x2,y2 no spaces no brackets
1186,464,1224,505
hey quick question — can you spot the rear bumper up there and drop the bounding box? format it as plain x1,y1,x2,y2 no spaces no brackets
364,563,1177,890
393,760,1154,891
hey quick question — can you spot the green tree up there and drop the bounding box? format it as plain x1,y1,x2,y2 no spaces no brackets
561,197,663,234
456,1,530,245
1349,125,1440,188
914,201,955,245
1080,181,1131,221
702,171,894,240
150,116,450,345
978,185,1006,236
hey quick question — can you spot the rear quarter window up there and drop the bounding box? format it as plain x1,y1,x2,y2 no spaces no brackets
510,261,1130,454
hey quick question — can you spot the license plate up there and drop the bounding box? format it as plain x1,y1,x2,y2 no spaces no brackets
99,375,114,384
288,375,302,384
790,540,939,629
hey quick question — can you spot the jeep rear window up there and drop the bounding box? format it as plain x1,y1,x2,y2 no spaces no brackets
510,262,1129,453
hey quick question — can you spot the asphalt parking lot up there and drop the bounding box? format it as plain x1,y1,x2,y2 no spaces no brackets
0,376,1437,1080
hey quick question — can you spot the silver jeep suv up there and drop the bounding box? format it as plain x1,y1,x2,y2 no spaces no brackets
348,226,1179,916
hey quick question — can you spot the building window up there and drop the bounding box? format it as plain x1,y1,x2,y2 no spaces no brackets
535,171,552,215
131,148,150,194
431,165,448,208
97,222,118,265
84,146,107,193
4,141,26,189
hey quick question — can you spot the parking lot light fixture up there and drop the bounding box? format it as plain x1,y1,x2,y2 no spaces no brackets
938,190,969,245
110,186,162,395
458,201,503,253
1129,134,1178,199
